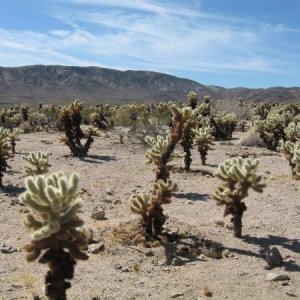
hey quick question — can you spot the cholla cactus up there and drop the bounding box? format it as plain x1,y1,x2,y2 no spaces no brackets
130,179,178,238
213,157,265,237
284,122,300,142
187,91,198,110
179,107,198,171
278,141,300,179
0,127,12,186
9,128,22,154
59,100,99,157
255,112,285,150
90,112,109,130
22,151,52,177
212,112,237,140
20,172,89,299
193,126,214,165
145,135,183,181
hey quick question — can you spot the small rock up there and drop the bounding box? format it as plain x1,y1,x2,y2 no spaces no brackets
171,257,183,266
187,200,193,204
106,188,113,195
265,247,283,266
89,243,105,254
266,273,290,281
215,220,225,227
145,250,154,257
286,292,297,297
114,264,122,270
205,174,210,178
170,292,184,298
121,266,130,272
91,210,105,220
162,267,170,272
0,244,17,254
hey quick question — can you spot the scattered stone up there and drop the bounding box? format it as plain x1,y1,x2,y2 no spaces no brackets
187,200,194,204
265,170,271,174
162,267,170,272
205,174,210,178
0,244,17,254
265,247,283,266
91,210,105,220
170,292,184,298
106,188,113,195
286,292,297,297
171,257,183,266
145,250,154,257
266,273,290,281
121,266,130,272
200,248,221,259
114,264,122,270
88,243,105,254
215,220,225,227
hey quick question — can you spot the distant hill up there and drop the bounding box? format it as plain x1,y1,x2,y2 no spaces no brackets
0,65,299,105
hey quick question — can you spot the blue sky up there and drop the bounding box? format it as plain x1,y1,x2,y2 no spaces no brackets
1,0,300,88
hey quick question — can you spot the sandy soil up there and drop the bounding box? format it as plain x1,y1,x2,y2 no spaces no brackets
0,128,299,300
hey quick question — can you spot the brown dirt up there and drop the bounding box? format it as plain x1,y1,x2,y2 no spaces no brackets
0,128,299,300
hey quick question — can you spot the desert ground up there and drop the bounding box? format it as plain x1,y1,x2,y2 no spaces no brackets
0,128,299,300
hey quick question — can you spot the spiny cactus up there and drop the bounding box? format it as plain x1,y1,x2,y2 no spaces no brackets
22,151,52,177
129,179,178,239
193,126,214,165
145,135,183,181
59,100,99,157
213,157,265,238
20,172,89,300
278,141,300,179
212,112,237,140
9,128,22,154
187,91,198,110
179,107,198,171
284,122,300,142
0,127,12,186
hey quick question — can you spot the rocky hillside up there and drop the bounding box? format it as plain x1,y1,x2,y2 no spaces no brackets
0,65,299,105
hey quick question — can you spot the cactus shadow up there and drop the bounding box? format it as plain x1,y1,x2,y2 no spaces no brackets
173,192,210,201
172,167,214,177
242,234,300,254
0,184,26,197
80,155,116,164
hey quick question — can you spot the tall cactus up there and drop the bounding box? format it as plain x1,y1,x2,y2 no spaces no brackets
22,151,52,177
193,126,214,165
0,127,12,186
20,172,89,300
213,157,265,237
187,91,198,110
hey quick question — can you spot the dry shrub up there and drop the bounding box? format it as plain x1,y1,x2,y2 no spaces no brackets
238,127,266,147
19,121,32,133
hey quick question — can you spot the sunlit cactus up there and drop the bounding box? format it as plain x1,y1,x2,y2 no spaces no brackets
193,126,214,165
213,157,265,238
9,128,22,154
187,91,198,110
0,127,12,186
212,112,237,140
59,100,99,157
20,172,89,299
22,151,52,177
278,141,300,179
284,122,300,142
129,178,178,239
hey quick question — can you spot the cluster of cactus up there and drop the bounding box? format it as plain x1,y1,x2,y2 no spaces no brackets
211,112,237,140
255,112,285,150
278,141,300,179
90,111,109,130
0,127,12,186
20,172,89,299
193,126,215,165
284,122,300,142
129,105,192,239
59,100,99,157
22,151,52,177
213,157,265,237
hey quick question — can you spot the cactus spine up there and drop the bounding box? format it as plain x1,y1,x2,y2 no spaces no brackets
20,172,89,300
22,151,52,176
0,127,12,186
213,157,265,238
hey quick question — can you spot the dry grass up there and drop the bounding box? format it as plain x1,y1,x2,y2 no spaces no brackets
238,127,266,147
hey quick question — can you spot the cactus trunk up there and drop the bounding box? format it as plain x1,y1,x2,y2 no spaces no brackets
199,149,207,165
182,142,192,171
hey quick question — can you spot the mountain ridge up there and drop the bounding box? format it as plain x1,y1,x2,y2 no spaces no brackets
0,65,299,105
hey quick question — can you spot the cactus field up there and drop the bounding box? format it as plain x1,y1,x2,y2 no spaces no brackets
0,100,299,300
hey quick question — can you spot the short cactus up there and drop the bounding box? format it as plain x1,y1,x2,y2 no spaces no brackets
20,172,89,299
193,126,214,165
129,178,178,239
213,157,265,238
22,151,52,177
0,127,12,186
187,91,198,110
9,128,22,154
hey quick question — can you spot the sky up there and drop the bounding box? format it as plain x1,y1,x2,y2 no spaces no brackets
0,0,300,88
